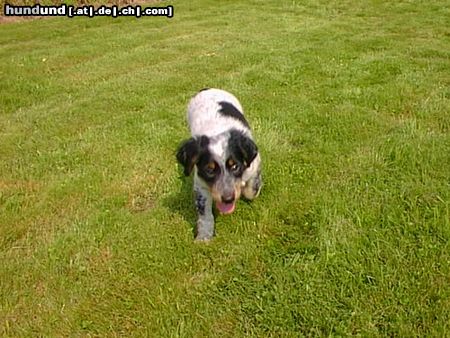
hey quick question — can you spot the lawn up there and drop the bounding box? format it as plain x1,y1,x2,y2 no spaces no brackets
1,0,449,336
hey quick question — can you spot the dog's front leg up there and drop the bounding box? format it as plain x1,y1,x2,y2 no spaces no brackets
194,185,215,241
242,169,262,200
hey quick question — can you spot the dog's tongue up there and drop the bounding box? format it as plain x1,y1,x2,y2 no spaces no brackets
216,201,236,214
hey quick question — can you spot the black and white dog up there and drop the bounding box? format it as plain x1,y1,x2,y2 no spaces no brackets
176,88,262,240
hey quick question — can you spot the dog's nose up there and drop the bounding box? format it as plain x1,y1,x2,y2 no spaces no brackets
221,193,235,204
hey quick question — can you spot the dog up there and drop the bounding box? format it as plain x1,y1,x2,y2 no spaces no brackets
176,88,262,240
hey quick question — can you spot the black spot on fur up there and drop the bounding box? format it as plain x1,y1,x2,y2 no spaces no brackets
197,156,220,185
176,135,209,176
195,189,206,215
228,129,258,168
218,101,250,129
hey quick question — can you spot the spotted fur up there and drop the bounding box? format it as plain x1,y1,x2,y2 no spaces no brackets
177,88,262,240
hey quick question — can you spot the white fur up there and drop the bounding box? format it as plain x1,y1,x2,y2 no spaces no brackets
188,88,251,138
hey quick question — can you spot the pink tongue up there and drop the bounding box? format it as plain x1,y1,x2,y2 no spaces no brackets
216,201,236,214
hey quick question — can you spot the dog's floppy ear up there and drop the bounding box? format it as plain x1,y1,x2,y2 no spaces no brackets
176,136,209,176
229,130,258,167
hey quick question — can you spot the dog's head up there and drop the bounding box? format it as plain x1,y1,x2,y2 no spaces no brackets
176,129,258,214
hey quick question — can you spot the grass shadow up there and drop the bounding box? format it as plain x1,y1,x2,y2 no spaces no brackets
162,168,197,236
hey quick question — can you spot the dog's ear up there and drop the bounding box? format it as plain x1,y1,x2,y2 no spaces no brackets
176,136,209,176
229,130,258,167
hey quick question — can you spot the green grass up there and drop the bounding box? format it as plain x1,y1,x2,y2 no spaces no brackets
1,0,450,336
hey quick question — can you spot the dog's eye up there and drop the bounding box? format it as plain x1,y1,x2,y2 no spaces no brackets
204,162,217,176
227,159,240,174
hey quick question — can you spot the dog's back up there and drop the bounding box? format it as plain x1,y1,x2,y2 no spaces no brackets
187,88,250,138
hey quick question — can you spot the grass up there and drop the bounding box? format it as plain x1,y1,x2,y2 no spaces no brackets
1,0,449,336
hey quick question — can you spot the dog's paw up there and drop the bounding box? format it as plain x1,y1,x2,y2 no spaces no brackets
194,235,213,243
